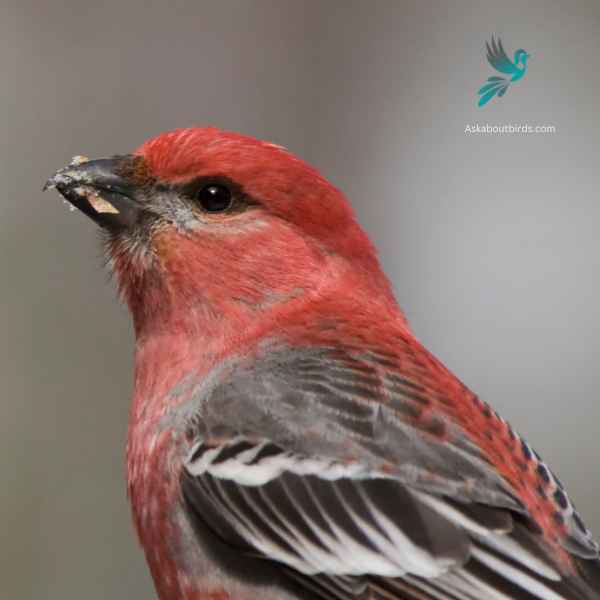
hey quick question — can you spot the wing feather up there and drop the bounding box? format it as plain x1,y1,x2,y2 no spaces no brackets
486,36,517,75
178,344,599,599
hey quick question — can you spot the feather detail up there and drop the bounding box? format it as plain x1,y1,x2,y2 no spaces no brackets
172,342,600,599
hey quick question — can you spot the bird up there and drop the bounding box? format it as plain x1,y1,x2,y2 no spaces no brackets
45,127,599,600
478,36,530,107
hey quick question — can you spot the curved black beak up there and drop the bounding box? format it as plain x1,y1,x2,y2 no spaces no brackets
44,155,143,229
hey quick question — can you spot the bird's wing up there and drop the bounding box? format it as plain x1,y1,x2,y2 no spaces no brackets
180,343,600,599
486,36,518,75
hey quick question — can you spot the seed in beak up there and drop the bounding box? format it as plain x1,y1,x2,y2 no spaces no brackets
72,185,120,214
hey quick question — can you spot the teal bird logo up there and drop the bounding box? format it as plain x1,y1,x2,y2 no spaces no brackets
477,36,530,107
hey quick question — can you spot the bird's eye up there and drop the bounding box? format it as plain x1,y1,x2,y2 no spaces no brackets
196,185,233,212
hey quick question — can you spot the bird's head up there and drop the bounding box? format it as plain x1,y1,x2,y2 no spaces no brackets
514,49,530,67
46,127,394,337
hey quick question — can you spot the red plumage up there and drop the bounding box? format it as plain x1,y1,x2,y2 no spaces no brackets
48,127,600,600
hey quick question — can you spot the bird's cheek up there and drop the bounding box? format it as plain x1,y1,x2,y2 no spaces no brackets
151,227,201,263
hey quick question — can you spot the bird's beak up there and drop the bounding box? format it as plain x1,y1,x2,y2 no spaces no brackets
44,155,143,230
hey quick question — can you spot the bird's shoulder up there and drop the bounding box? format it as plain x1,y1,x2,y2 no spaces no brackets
172,326,596,566
170,332,600,598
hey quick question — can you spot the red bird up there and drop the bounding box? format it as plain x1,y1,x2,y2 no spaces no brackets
46,128,599,599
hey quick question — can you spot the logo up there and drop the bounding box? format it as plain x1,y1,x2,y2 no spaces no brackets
477,36,530,107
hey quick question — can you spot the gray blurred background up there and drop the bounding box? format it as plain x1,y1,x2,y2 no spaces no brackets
2,1,599,598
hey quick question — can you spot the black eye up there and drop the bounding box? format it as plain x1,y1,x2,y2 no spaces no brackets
196,184,232,212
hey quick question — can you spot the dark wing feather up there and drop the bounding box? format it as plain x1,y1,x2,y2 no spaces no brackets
486,36,518,75
183,465,471,578
180,344,600,599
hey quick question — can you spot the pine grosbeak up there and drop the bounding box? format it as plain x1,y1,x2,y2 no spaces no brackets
46,128,600,599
